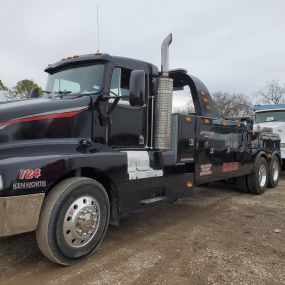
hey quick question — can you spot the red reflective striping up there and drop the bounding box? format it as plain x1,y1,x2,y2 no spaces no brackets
0,109,87,127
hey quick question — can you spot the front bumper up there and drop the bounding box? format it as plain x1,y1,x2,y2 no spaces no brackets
0,193,45,237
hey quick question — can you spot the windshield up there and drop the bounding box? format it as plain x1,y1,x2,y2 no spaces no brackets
255,110,285,123
46,64,105,96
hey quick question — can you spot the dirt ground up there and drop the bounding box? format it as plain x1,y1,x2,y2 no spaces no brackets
0,177,284,285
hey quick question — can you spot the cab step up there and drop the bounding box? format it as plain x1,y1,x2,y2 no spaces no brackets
140,196,167,204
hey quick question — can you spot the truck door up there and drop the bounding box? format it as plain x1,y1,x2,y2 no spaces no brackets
214,124,235,180
195,117,215,184
234,124,252,176
232,125,243,176
177,115,197,163
107,67,147,148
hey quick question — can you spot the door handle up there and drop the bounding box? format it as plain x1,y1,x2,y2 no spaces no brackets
209,147,214,154
226,146,230,153
188,139,195,146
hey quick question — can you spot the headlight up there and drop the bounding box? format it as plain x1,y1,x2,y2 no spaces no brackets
0,175,3,191
281,143,285,149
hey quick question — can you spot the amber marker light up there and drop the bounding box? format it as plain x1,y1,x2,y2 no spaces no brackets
203,98,209,103
200,91,206,96
185,117,192,122
204,119,210,124
187,182,193,188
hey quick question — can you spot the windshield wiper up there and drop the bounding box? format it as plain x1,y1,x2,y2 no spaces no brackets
52,90,78,98
45,90,101,99
54,91,72,95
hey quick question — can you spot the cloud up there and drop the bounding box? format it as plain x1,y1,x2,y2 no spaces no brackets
0,0,284,99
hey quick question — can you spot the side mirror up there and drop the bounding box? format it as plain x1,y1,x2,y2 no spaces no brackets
30,87,40,98
129,70,145,107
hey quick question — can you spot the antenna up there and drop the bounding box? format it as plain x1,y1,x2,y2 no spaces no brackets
96,3,100,54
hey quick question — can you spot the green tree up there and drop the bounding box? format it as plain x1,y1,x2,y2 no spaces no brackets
0,80,8,91
13,79,43,99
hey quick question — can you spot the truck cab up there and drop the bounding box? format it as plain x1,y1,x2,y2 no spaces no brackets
254,104,285,164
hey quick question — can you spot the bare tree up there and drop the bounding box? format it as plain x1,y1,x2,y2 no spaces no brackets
172,100,195,114
212,91,253,117
258,80,285,104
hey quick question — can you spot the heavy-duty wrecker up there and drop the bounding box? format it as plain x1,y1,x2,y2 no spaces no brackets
0,34,281,265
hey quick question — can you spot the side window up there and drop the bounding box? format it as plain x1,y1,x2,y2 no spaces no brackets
172,85,195,114
109,67,131,100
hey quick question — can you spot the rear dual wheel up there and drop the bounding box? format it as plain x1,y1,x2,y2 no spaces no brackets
236,157,268,194
268,155,280,188
247,157,268,194
36,177,110,265
237,155,280,194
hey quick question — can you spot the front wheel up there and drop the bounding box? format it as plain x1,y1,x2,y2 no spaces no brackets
268,155,280,188
36,177,110,265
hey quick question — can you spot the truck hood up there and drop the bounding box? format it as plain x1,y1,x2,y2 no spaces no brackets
254,121,285,141
0,97,90,123
0,97,92,144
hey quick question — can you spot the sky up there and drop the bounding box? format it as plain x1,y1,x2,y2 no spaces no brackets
0,0,285,106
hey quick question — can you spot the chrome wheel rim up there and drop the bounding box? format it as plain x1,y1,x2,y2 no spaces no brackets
259,164,267,188
272,160,279,182
63,195,100,248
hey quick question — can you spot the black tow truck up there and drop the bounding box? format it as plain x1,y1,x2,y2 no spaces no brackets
0,34,281,265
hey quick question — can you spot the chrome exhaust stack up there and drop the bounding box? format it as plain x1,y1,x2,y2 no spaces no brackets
161,33,172,76
153,33,174,150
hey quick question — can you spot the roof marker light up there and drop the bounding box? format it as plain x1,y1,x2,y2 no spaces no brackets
186,182,193,188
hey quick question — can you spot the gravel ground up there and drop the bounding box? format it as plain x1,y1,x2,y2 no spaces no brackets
0,178,284,285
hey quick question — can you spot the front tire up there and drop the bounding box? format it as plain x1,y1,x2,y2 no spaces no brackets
247,157,269,195
268,155,280,188
36,177,110,265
